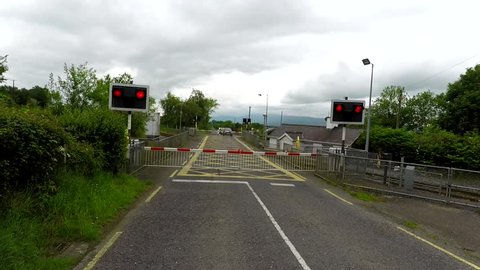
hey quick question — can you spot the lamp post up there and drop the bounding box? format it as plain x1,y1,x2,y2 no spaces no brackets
362,58,374,153
258,93,268,148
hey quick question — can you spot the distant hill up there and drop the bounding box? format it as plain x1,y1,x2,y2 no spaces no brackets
212,114,326,127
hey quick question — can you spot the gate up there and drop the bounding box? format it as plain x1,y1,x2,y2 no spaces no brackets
142,147,319,172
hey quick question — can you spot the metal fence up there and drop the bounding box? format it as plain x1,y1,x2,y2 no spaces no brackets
127,131,190,172
315,152,480,208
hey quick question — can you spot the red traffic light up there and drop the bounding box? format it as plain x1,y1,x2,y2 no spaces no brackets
113,89,122,97
335,104,343,112
136,90,145,99
354,105,363,113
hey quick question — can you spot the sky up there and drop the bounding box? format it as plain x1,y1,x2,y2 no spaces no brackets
1,0,479,120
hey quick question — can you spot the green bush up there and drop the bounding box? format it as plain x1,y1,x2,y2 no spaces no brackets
60,108,127,174
65,141,103,176
414,127,459,167
0,107,68,193
354,126,480,170
354,127,416,161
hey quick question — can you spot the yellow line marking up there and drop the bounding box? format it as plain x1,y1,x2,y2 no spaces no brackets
145,186,163,203
169,169,178,178
396,226,480,270
292,171,306,180
234,137,303,181
83,231,122,270
324,189,354,206
178,136,209,176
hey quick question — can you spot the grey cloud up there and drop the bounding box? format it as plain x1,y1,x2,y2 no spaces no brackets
282,61,463,108
1,0,350,96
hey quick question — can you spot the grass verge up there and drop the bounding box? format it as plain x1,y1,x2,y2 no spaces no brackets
0,172,149,270
349,190,384,202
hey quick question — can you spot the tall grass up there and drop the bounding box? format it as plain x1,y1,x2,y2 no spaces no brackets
0,172,149,270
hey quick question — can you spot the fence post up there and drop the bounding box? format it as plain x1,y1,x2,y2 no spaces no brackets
446,168,452,202
382,153,391,185
399,157,404,187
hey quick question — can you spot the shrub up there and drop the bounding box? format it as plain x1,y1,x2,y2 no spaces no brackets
65,141,103,176
60,108,127,174
0,107,68,193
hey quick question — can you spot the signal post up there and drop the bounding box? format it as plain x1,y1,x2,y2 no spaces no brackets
109,83,150,158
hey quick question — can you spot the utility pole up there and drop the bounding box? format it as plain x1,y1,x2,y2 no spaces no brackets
248,106,251,130
280,111,283,125
396,91,402,129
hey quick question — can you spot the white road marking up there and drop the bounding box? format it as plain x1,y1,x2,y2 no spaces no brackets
246,183,311,270
145,186,163,203
83,231,122,270
397,226,480,270
324,189,354,206
270,183,296,187
172,179,311,270
173,179,248,185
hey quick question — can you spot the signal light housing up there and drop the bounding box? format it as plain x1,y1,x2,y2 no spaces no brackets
109,83,149,112
331,99,365,125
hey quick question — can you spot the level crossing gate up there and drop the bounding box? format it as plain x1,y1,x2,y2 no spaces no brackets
141,146,319,172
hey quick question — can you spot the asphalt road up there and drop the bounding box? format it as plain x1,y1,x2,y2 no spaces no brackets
78,135,475,270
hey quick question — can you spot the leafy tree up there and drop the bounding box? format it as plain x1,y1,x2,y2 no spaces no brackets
0,55,7,83
353,126,416,161
160,90,217,130
403,91,442,131
48,63,97,110
28,86,51,108
439,64,480,134
160,92,183,128
371,86,409,129
183,89,218,129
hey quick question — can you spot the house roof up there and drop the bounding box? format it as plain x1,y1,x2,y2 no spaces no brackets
270,124,362,146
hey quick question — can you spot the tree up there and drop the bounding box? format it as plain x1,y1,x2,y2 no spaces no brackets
48,63,97,110
371,86,409,129
403,91,442,131
160,92,183,128
0,55,7,83
184,89,218,129
160,90,218,130
439,64,480,134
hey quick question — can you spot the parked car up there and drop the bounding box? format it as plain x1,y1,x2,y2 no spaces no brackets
219,127,233,136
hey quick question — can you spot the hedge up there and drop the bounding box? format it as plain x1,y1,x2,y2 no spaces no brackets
59,108,127,174
0,107,68,193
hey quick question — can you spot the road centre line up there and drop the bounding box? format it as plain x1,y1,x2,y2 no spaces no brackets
145,186,163,203
172,179,311,270
324,189,354,206
270,183,296,187
83,231,122,270
396,226,480,269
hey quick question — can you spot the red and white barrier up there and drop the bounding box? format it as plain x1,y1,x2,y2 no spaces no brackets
144,146,318,157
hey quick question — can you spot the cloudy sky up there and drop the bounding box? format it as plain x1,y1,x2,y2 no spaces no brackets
1,0,479,119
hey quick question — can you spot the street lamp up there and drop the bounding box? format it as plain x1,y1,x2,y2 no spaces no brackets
258,93,268,148
362,58,374,153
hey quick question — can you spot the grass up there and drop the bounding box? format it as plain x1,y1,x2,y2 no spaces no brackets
0,172,149,270
403,220,419,229
349,191,384,202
